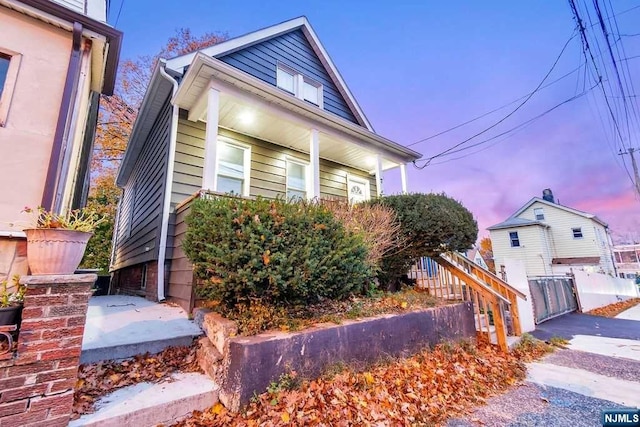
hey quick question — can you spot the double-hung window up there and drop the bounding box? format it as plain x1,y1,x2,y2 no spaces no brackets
276,63,323,108
216,141,251,196
509,231,520,247
572,227,583,239
286,159,308,200
534,208,544,220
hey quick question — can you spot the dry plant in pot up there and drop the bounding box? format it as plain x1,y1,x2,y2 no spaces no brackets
19,207,107,275
0,275,25,326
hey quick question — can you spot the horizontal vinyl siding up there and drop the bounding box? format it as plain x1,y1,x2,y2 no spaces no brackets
217,29,359,124
490,226,550,277
171,116,375,206
517,202,614,273
167,204,195,312
112,97,171,270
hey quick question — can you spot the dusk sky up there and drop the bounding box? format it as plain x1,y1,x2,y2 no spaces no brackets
111,0,640,240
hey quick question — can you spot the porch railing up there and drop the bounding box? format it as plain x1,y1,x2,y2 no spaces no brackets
410,253,526,352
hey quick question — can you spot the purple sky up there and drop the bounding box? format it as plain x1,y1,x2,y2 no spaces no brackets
112,0,640,240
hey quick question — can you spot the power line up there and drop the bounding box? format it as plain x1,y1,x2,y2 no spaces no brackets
411,32,577,165
413,83,597,169
406,61,585,148
114,0,125,27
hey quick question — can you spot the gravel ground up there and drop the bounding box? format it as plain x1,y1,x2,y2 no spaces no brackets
447,382,625,427
543,348,640,382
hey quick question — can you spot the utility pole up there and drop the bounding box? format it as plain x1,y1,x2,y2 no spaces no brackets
619,148,640,196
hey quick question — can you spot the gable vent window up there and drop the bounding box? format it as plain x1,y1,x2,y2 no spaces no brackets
572,227,583,239
276,63,323,108
509,231,520,247
534,207,544,220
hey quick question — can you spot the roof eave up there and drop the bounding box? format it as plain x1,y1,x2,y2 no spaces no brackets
173,53,422,163
13,0,123,95
116,64,173,187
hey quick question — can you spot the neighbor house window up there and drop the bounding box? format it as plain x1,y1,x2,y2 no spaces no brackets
347,175,370,204
509,231,520,247
216,140,251,196
276,63,323,108
572,227,583,239
286,158,308,200
534,207,545,220
0,49,22,127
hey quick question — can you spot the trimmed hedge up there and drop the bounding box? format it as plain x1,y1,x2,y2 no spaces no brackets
182,197,374,310
371,193,478,288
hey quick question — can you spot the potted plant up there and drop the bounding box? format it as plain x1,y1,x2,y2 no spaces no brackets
0,275,25,326
21,207,106,275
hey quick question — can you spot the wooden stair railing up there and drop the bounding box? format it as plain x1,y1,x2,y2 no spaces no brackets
442,252,526,336
430,256,512,352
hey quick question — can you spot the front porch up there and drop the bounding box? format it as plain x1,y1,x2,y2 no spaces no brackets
170,52,419,202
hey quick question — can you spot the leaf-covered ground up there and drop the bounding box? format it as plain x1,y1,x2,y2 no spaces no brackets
209,288,443,336
586,297,640,318
72,342,201,420
174,337,554,426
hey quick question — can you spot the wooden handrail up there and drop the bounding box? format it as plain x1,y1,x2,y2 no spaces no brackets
444,252,527,300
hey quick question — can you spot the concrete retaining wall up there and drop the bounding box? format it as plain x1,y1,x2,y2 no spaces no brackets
217,302,475,410
573,270,640,311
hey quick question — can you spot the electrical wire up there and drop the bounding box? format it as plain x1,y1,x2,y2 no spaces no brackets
411,32,577,166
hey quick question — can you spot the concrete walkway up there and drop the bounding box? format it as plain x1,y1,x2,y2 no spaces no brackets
615,301,640,321
81,295,202,363
449,308,640,426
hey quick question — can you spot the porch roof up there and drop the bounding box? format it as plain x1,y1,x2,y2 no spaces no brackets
171,52,422,171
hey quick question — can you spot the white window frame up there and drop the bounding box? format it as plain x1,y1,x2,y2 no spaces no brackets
215,137,251,197
346,174,371,204
0,48,22,127
509,231,520,247
285,157,309,201
533,207,545,221
276,63,323,108
572,227,583,239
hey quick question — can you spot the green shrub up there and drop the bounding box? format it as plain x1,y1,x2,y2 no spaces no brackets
370,193,478,289
182,197,374,311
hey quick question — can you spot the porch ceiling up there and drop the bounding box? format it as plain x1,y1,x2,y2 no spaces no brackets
217,92,399,172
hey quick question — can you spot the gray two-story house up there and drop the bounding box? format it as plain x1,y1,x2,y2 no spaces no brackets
111,17,422,310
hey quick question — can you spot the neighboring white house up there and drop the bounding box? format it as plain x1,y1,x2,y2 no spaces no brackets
613,243,640,280
466,247,490,270
488,189,616,277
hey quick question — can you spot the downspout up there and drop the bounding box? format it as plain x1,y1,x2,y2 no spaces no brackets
42,22,84,212
157,61,179,302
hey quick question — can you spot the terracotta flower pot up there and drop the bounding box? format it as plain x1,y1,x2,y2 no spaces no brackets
25,229,92,275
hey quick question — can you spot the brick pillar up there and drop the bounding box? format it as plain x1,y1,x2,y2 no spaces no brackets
0,274,96,427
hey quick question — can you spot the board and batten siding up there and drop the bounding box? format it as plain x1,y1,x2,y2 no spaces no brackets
216,29,358,125
171,114,376,207
517,202,615,274
490,225,552,277
112,97,171,271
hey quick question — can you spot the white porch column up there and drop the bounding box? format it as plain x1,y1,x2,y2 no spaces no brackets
202,87,220,191
309,128,320,199
400,163,408,194
375,154,383,197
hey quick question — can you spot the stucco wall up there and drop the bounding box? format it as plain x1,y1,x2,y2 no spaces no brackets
573,270,639,311
0,7,72,232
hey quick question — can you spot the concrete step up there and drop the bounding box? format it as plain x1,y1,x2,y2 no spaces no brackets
81,295,203,364
69,372,219,427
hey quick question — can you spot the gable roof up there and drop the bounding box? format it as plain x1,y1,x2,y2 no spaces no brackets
487,217,548,231
510,197,608,227
165,16,373,131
